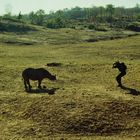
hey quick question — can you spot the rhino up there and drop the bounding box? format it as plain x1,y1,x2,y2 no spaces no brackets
22,68,56,91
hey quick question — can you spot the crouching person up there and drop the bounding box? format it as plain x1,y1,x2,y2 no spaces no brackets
113,61,127,87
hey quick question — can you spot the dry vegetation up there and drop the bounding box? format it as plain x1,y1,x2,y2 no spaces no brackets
0,27,140,140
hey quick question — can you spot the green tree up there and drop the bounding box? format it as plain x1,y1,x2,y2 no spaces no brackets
90,6,99,23
106,4,115,23
29,11,36,24
35,9,46,25
98,6,105,22
18,11,22,20
29,9,45,25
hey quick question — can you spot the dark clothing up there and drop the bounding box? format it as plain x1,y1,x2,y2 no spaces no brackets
116,71,126,87
116,63,127,72
113,62,127,87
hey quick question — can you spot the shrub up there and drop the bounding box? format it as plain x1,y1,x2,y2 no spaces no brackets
88,24,95,29
46,18,66,29
126,22,140,32
0,21,37,32
95,27,108,31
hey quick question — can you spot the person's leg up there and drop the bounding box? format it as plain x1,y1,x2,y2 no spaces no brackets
116,73,122,87
116,72,126,87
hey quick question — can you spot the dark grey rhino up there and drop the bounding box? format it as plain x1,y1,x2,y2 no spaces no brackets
22,68,56,91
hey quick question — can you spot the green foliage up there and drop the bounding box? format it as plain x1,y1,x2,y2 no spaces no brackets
17,11,22,20
106,4,115,17
88,24,108,31
88,24,95,29
46,17,66,29
1,17,23,23
1,4,140,30
29,9,45,25
126,22,140,32
0,20,37,32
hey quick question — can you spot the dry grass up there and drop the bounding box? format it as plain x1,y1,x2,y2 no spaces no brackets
0,28,140,139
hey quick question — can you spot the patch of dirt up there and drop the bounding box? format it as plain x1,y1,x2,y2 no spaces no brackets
46,62,62,67
22,99,140,136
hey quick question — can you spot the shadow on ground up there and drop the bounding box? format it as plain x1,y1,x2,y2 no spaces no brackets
121,85,140,96
26,88,59,95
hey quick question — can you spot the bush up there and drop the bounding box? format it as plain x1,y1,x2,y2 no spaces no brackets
0,21,37,32
46,18,66,29
45,19,57,29
70,26,76,29
88,24,95,29
95,27,108,31
126,22,140,32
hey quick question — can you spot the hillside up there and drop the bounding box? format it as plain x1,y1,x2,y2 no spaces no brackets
0,20,139,46
0,24,140,139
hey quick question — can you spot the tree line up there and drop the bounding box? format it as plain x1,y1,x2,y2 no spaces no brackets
1,4,140,30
